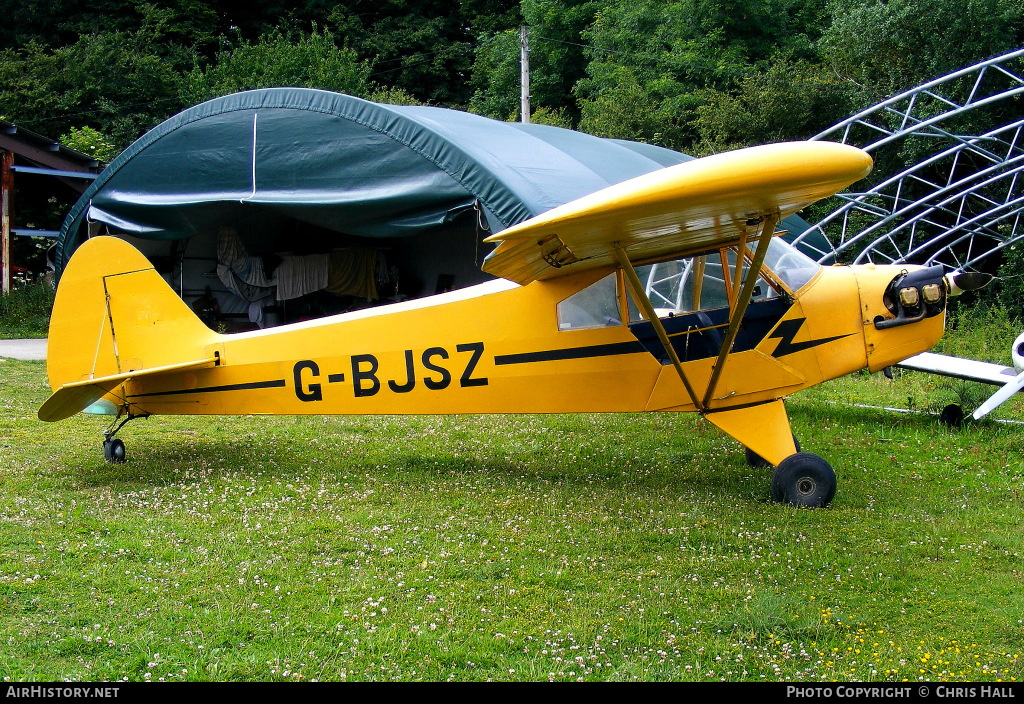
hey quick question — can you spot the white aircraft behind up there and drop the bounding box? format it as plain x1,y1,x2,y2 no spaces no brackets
897,323,1024,424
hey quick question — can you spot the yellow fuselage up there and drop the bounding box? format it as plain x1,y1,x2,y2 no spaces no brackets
93,263,942,420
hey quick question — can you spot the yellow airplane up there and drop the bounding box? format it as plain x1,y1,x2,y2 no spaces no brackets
38,141,983,507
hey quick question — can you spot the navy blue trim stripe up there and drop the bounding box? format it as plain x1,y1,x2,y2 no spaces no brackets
494,341,646,366
131,379,286,398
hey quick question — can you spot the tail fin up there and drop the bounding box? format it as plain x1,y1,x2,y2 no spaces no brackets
40,236,221,421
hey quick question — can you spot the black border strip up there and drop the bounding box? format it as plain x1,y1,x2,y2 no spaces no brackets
131,379,286,398
494,341,646,366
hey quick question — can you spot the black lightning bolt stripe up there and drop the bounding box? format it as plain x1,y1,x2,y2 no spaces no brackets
494,341,646,365
770,318,851,358
130,379,287,398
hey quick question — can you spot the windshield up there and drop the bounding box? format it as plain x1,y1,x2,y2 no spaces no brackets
762,239,820,293
555,237,823,330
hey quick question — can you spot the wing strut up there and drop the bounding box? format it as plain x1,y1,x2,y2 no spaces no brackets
701,213,779,409
613,245,705,412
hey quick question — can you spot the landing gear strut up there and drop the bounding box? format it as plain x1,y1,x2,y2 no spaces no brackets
745,435,801,469
101,413,139,464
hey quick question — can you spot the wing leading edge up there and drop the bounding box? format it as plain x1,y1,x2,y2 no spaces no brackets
481,141,873,285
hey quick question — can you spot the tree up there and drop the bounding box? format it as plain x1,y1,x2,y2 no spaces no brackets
61,126,120,163
180,27,379,105
469,29,522,120
0,29,188,150
328,0,521,107
692,55,856,153
574,0,831,152
821,0,1024,104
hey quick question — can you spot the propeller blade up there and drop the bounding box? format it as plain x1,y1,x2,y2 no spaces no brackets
946,270,993,295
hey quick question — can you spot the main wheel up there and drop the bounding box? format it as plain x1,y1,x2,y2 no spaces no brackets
770,452,835,508
103,438,126,464
939,403,965,428
745,435,801,468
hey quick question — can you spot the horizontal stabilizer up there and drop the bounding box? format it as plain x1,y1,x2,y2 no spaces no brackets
38,381,125,423
38,356,219,422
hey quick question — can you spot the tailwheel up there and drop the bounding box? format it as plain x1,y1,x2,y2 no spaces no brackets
101,412,139,464
745,435,801,469
770,452,836,508
103,437,126,464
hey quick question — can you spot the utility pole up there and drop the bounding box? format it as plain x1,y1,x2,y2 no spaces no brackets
1,149,12,294
520,25,531,124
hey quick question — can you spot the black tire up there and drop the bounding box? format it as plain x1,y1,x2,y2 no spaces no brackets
745,435,801,468
770,452,835,508
939,403,965,428
103,438,126,464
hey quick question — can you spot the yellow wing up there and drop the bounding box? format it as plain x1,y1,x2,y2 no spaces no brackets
481,141,872,285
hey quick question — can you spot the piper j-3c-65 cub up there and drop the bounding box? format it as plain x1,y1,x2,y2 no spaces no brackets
38,141,990,508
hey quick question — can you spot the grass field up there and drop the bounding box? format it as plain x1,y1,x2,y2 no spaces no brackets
1,307,1022,682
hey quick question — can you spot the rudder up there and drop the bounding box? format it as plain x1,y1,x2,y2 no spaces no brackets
44,236,221,416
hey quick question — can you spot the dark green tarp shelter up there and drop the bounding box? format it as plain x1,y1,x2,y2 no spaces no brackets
55,88,817,327
56,88,696,275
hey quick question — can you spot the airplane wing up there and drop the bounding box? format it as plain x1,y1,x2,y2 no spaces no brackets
896,347,1024,421
481,141,873,285
896,352,1019,386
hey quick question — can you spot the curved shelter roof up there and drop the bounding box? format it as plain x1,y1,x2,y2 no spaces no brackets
56,88,697,274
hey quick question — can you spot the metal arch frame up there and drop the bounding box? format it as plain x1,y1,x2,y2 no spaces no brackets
793,47,1024,271
801,120,1024,267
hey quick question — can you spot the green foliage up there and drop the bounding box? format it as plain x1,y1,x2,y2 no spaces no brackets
180,27,376,105
692,55,856,153
994,243,1024,321
61,126,120,163
0,24,190,149
821,0,1024,104
574,0,832,151
577,66,689,146
0,0,224,54
469,29,522,120
326,0,521,107
469,2,602,124
529,106,575,128
935,301,1021,363
3,0,1022,156
0,280,54,339
367,86,423,107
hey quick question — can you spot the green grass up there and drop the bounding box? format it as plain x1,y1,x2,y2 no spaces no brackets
1,310,1023,682
0,282,54,339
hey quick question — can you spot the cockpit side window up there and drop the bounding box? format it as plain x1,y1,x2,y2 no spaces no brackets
556,272,623,330
555,238,820,330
